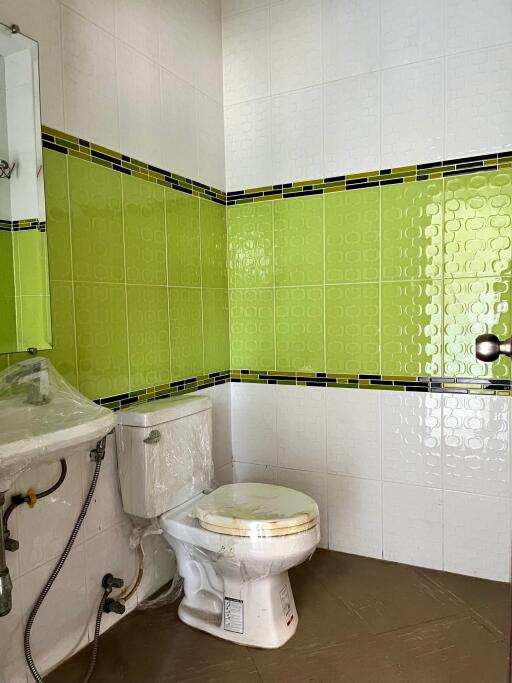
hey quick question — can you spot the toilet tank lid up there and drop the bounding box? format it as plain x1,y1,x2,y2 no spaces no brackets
116,395,211,427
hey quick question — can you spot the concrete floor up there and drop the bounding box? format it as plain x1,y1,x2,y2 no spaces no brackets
48,549,510,682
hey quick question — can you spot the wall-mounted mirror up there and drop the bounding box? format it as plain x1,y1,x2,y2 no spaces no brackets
0,23,50,354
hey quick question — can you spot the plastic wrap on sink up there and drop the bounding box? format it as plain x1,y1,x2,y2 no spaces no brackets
0,357,115,489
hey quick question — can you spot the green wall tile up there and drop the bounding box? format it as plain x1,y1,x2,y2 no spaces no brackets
166,189,201,286
381,280,442,377
0,231,14,295
19,296,52,351
326,283,379,374
74,282,129,399
14,230,49,296
382,180,443,280
69,157,125,283
326,187,379,283
200,199,227,288
0,295,17,353
41,281,77,386
203,288,230,373
228,202,273,288
230,288,275,369
444,170,512,279
274,195,323,286
127,284,170,390
444,277,510,379
169,287,203,380
275,286,324,372
44,149,72,281
123,175,166,285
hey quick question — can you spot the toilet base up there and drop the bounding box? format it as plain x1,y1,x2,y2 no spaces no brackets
177,571,298,649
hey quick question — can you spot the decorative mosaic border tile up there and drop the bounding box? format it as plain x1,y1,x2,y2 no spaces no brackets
0,218,46,232
226,151,512,205
41,126,226,206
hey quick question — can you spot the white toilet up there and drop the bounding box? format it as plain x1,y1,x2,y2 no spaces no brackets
116,395,320,648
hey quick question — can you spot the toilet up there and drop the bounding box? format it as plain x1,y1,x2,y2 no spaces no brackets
116,395,320,648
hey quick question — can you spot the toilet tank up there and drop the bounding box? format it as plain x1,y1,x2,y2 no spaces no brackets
116,395,214,518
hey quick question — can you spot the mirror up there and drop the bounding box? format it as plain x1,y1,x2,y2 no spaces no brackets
0,23,50,354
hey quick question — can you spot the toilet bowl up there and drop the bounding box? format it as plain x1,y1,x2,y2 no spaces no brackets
116,395,320,649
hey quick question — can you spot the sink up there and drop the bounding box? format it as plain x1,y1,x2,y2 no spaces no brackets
0,359,116,491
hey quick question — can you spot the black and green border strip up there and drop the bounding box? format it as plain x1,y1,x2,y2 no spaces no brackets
41,126,226,207
0,218,46,232
226,151,512,205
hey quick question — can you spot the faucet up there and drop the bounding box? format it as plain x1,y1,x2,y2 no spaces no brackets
5,357,50,405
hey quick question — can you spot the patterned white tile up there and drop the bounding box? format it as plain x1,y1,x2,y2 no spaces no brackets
223,7,270,105
323,0,380,81
271,87,323,184
270,0,322,94
324,73,380,177
225,98,272,191
60,0,115,32
159,0,198,87
443,491,510,582
196,90,226,189
222,0,269,18
326,388,381,479
442,393,510,497
231,383,278,465
383,482,443,570
195,0,224,103
327,474,382,559
446,0,512,54
380,0,444,68
445,45,512,159
381,59,444,169
381,391,442,488
234,461,277,483
114,0,160,61
276,385,326,472
276,467,328,548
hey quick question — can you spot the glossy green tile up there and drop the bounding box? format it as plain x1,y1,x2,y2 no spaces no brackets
123,175,166,285
44,148,72,281
274,195,323,286
74,282,129,399
0,231,14,295
230,288,275,369
326,284,379,374
228,201,273,288
444,277,510,379
0,354,9,371
381,280,442,377
19,296,52,351
14,230,49,295
200,199,227,288
326,187,379,283
169,287,203,380
68,157,124,283
0,295,17,353
444,170,512,279
127,285,170,390
202,288,230,373
275,286,324,372
41,281,77,386
166,189,201,286
382,180,443,280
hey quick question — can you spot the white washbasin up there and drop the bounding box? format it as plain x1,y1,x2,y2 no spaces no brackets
0,360,116,491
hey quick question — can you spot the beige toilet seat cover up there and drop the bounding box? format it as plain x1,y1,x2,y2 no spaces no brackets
194,483,319,537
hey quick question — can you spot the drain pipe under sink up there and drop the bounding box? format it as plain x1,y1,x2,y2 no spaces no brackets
0,490,13,617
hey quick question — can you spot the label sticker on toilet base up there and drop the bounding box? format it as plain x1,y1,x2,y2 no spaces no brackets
224,597,244,634
280,585,294,626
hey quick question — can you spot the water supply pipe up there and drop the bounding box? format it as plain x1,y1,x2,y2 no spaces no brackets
0,491,13,617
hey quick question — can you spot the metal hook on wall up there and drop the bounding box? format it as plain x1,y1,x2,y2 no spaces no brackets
0,160,15,180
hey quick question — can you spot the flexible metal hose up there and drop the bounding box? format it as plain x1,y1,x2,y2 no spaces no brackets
24,441,106,683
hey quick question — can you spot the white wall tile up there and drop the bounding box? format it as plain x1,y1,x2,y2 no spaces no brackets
381,391,442,488
381,59,444,168
276,467,328,548
323,72,380,178
444,491,510,582
223,8,270,105
158,0,197,87
272,87,323,184
381,0,445,69
61,8,119,151
117,44,163,169
114,0,160,61
60,0,115,33
326,388,381,479
225,98,272,190
198,383,233,471
276,385,326,472
323,0,380,81
196,89,226,189
446,0,512,54
445,45,512,159
136,531,176,602
160,69,198,181
234,461,277,483
383,482,443,570
328,474,382,559
442,394,510,497
270,0,322,94
231,382,277,465
0,658,27,683
195,1,224,103
222,0,269,17
215,462,234,485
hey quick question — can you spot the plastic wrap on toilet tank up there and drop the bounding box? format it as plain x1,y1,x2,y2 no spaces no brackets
116,396,214,518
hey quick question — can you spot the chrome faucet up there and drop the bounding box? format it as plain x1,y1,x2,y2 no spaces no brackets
5,357,50,405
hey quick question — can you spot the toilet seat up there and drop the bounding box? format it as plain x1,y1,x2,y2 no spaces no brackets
194,483,319,537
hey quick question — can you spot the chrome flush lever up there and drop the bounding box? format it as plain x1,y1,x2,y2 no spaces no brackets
475,334,512,362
